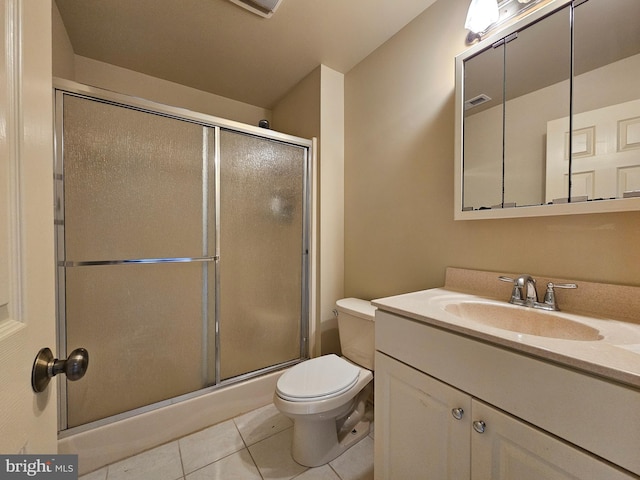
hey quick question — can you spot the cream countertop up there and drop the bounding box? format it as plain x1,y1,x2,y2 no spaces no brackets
373,287,640,389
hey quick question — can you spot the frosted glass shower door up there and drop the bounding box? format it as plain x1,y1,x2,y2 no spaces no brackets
59,94,215,428
219,130,308,379
56,87,311,431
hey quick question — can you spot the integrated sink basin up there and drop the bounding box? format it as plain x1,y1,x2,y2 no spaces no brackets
444,302,603,341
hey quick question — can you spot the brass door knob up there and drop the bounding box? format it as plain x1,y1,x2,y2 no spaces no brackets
31,347,89,393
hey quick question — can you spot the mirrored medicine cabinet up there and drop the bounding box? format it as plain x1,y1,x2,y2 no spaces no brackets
454,0,640,219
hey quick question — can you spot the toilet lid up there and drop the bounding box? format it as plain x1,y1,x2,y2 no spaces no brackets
276,354,360,402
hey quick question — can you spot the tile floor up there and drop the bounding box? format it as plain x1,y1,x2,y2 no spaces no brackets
79,403,374,480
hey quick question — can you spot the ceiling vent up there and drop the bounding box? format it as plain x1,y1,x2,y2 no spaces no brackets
228,0,284,18
464,93,492,110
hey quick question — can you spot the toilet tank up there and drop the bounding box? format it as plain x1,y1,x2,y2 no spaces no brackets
335,298,376,371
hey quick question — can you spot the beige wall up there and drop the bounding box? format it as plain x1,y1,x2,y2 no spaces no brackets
73,56,271,126
272,67,321,137
344,0,640,301
52,1,74,78
52,4,270,126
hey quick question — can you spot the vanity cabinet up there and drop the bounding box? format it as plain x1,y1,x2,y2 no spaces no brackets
374,310,639,479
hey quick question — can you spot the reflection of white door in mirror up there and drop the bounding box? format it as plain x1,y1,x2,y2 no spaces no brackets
546,98,640,203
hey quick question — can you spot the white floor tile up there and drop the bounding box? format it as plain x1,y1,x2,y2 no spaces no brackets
233,403,293,446
185,449,261,480
178,419,245,474
106,442,183,480
82,403,374,480
292,464,342,480
79,468,107,480
248,428,308,480
329,435,374,480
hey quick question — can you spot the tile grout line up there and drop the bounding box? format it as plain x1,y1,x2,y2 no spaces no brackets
329,463,344,480
231,417,267,480
176,438,186,480
178,417,266,479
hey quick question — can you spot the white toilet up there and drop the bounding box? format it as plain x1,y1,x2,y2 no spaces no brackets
273,298,376,467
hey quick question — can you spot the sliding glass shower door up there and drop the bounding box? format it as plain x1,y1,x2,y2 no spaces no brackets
55,88,310,431
219,130,307,380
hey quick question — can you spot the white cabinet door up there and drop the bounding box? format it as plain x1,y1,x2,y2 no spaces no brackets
471,399,636,480
374,352,471,480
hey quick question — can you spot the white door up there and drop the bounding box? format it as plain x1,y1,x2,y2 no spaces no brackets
0,0,57,453
546,99,640,203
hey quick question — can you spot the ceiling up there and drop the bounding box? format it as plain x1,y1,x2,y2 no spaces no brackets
55,0,438,109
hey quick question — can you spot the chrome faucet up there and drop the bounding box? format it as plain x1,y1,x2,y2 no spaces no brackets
500,274,538,306
499,275,577,311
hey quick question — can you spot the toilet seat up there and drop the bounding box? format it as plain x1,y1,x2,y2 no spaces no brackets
276,354,360,402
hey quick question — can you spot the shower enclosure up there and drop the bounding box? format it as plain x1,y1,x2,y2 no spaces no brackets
54,81,312,432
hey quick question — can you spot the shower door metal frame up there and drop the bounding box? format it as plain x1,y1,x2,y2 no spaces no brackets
53,78,312,435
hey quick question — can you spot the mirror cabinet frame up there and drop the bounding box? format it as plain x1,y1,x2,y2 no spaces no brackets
454,0,640,220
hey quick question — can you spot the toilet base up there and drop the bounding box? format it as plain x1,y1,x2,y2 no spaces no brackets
292,414,371,467
290,384,373,467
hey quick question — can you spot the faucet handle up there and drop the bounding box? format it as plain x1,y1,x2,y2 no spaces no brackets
542,282,577,311
498,275,524,303
499,275,536,287
549,282,577,290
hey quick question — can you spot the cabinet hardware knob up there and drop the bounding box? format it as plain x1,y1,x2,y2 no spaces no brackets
473,420,486,434
451,408,464,420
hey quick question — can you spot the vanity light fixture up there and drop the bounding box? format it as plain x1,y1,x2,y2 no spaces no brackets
465,0,499,35
465,0,548,44
227,0,284,18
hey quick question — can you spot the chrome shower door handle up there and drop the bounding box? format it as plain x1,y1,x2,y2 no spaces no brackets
31,347,89,393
